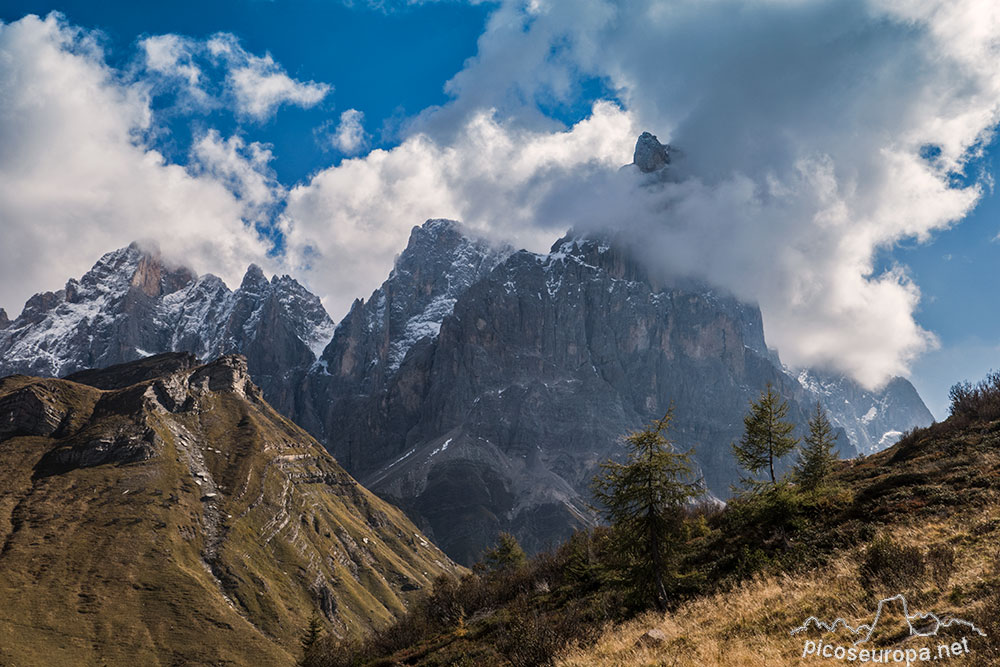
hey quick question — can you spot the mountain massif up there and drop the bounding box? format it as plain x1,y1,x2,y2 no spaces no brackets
0,353,457,665
0,135,934,565
301,225,932,562
305,366,1000,667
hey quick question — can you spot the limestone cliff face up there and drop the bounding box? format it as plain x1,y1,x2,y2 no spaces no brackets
301,228,931,565
314,236,811,562
292,219,513,458
0,354,457,666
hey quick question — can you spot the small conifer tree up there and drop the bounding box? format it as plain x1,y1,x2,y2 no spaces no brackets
732,383,798,488
794,402,839,490
481,532,527,573
300,612,323,661
592,409,701,611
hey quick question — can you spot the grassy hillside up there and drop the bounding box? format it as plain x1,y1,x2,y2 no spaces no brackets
0,354,459,666
307,377,1000,666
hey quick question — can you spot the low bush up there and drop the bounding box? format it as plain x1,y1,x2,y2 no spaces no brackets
858,535,924,593
948,370,1000,423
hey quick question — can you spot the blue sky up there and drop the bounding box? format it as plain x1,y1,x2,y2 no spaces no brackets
1,0,998,419
0,0,492,183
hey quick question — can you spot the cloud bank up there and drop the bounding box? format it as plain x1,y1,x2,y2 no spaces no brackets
282,0,1000,387
2,2,999,390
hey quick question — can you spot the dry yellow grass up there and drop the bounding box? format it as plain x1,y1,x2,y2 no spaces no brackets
558,504,1000,666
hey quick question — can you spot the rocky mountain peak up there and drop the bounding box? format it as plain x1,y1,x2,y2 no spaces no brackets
317,218,513,378
392,219,474,275
0,308,8,329
131,250,196,298
633,131,671,173
0,244,335,396
239,263,269,292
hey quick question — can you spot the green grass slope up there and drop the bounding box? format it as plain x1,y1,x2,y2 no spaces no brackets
0,354,459,666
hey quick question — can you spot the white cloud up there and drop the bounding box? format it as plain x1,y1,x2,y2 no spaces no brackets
331,109,368,154
138,31,331,120
208,34,330,120
282,101,637,320
284,0,1000,388
190,130,285,225
0,14,276,315
141,34,201,86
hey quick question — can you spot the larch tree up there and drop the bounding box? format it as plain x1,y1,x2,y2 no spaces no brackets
732,383,798,488
592,409,701,612
794,401,839,490
480,531,527,574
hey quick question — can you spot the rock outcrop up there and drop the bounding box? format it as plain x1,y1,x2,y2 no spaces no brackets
633,131,672,172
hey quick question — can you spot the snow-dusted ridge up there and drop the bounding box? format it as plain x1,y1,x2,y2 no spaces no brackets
320,218,514,379
0,242,336,382
794,369,934,456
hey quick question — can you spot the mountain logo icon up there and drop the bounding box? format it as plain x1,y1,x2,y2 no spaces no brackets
790,594,986,646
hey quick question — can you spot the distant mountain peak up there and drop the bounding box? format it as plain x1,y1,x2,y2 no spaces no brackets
0,308,8,329
419,217,462,234
0,244,335,395
633,131,672,173
240,263,269,290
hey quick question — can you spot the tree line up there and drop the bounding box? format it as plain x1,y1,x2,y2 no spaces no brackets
592,383,839,611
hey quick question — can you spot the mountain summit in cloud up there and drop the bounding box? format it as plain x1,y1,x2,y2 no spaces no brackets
632,131,672,173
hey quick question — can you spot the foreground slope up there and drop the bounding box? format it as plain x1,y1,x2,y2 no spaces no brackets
313,379,999,666
0,353,457,666
562,402,1000,665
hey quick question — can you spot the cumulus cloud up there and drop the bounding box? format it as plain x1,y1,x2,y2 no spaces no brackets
284,0,1000,387
330,109,369,155
282,101,637,320
0,14,277,314
208,33,330,120
139,31,331,120
141,34,201,86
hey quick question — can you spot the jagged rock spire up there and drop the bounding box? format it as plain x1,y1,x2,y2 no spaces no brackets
633,131,671,173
